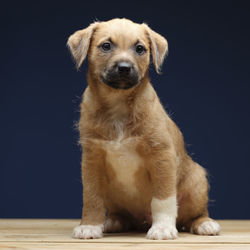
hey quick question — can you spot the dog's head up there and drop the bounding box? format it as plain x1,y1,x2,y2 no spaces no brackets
67,18,168,90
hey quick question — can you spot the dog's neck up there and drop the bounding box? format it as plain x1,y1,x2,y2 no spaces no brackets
83,70,157,139
86,71,152,116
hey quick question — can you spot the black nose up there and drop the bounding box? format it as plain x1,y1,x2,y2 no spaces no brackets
117,62,132,74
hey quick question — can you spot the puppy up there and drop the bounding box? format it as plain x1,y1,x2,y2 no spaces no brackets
67,18,220,240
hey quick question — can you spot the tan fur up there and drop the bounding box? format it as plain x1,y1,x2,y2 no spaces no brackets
68,18,220,238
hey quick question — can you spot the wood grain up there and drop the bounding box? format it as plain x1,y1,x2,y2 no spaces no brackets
0,220,249,249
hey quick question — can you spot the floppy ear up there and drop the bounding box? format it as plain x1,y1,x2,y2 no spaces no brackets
67,22,98,69
143,24,168,74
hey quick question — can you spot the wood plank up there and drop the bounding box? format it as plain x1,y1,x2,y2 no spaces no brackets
0,243,250,250
0,219,249,249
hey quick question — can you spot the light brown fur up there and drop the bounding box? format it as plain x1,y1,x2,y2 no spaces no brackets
68,18,220,239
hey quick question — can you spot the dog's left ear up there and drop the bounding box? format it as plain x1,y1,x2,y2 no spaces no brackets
67,22,98,69
142,24,168,74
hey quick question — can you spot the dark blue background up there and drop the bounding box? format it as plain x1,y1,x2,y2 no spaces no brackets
1,0,249,219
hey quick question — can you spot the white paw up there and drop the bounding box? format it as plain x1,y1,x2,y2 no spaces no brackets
72,225,103,239
103,218,123,233
197,221,221,235
146,224,178,240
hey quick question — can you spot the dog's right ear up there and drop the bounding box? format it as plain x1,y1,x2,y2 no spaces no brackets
67,22,98,69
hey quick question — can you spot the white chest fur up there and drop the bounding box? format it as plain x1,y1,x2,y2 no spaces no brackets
103,134,142,195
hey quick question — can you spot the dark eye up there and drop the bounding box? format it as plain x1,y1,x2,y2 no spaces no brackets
101,42,111,52
135,44,145,55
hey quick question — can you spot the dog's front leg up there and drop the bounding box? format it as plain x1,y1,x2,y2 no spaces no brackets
72,148,106,239
146,149,178,240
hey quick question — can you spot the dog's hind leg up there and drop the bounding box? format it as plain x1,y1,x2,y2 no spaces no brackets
177,159,221,235
190,215,221,235
103,212,135,233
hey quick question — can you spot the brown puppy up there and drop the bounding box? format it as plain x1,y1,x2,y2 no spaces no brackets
67,18,220,240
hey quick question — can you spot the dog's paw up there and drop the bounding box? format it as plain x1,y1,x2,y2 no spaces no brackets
196,221,221,235
72,225,103,239
103,218,123,233
146,224,178,240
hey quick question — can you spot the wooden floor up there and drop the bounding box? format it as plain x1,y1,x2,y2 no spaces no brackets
0,220,250,249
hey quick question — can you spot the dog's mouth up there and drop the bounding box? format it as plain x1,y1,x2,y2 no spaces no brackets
100,66,139,90
101,75,139,89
